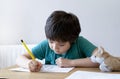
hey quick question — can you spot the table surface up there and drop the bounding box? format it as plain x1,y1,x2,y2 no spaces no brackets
0,66,120,79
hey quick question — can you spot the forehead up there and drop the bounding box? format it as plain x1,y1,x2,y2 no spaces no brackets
48,39,69,43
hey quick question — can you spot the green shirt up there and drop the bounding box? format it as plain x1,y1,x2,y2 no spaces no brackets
32,36,96,64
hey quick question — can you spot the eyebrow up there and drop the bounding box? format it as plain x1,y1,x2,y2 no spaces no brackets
48,40,66,44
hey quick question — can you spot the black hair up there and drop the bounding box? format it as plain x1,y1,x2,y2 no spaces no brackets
45,10,81,43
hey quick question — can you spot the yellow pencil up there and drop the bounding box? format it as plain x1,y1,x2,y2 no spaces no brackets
21,40,35,60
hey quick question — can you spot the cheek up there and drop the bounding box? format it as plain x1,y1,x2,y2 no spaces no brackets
62,45,70,52
49,43,53,49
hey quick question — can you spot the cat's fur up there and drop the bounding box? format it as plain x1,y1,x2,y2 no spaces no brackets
91,47,120,72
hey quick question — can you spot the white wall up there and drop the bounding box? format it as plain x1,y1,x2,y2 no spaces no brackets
0,0,120,56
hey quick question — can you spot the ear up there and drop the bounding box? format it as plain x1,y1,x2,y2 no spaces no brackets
98,46,103,54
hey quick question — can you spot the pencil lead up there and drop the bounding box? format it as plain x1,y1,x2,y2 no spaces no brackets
21,39,23,42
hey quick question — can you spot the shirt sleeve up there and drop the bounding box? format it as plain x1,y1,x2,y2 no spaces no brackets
78,36,97,57
32,40,48,60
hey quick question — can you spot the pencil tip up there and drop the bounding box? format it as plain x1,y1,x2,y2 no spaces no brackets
21,39,23,42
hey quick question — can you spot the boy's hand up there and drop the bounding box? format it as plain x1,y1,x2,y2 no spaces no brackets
28,60,42,72
56,57,72,67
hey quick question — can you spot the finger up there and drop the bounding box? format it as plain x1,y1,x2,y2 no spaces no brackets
36,63,42,70
29,65,35,72
56,57,62,62
55,58,59,64
28,61,39,72
56,59,60,64
34,62,42,72
32,60,38,66
29,61,35,66
29,64,40,72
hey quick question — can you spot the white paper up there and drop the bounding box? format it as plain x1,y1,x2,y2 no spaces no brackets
65,71,120,79
10,65,74,73
0,77,8,79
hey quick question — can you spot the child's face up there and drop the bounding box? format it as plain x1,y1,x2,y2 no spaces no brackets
48,40,71,54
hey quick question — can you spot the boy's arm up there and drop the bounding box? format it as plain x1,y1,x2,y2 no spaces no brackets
16,53,32,68
70,58,99,67
71,48,99,67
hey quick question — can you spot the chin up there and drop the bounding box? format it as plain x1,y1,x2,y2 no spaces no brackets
55,52,61,54
55,51,62,54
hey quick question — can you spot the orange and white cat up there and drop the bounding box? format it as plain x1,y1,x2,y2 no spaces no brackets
91,47,120,72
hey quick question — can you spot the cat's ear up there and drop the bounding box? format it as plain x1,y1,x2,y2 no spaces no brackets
98,46,103,54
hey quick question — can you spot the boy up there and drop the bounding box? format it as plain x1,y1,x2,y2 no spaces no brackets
16,10,99,72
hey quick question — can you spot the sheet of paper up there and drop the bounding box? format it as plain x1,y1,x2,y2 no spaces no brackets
0,77,8,79
10,65,74,73
65,71,120,79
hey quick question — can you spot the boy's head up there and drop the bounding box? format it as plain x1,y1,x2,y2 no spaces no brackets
45,10,81,43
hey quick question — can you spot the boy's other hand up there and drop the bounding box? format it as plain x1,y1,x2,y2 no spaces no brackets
56,57,72,67
28,60,42,72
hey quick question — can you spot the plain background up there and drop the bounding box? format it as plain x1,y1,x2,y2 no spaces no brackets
0,0,120,56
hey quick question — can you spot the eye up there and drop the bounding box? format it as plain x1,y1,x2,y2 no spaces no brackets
48,40,53,43
59,45,64,46
59,42,65,46
50,41,53,43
